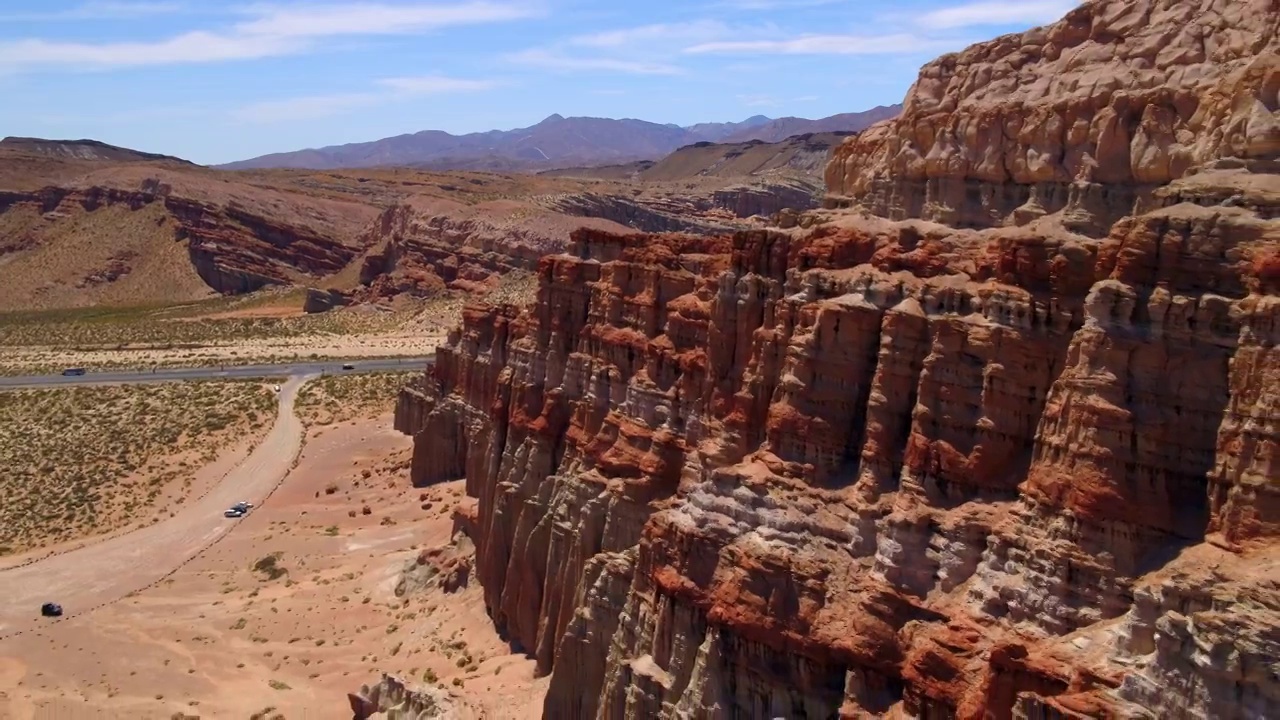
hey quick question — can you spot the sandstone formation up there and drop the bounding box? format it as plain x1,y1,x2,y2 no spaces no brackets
353,201,634,300
712,179,822,219
826,0,1279,235
397,1,1279,717
542,192,739,235
401,196,1278,718
349,674,475,719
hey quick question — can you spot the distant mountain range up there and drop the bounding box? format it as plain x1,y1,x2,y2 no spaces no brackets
218,105,901,172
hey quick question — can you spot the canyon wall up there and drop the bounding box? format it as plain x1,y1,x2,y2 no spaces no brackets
825,0,1279,235
397,1,1279,716
404,182,1276,715
0,183,367,297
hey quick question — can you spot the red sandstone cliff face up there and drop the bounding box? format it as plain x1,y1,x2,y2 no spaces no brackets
405,190,1276,715
396,1,1279,717
826,0,1278,235
354,204,554,298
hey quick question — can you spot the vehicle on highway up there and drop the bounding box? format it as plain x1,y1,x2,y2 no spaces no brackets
224,507,245,518
61,368,87,377
41,602,63,617
341,363,355,370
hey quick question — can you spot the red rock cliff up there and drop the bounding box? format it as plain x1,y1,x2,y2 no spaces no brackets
400,1,1279,717
825,0,1278,235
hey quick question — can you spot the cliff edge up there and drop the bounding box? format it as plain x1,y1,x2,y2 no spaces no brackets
825,0,1278,235
397,0,1279,717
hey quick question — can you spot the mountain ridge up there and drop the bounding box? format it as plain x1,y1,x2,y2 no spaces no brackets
218,106,900,172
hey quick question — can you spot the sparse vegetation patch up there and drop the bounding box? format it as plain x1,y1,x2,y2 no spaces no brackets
0,380,276,555
295,371,417,427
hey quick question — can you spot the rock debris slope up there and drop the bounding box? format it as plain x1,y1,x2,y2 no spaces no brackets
397,0,1279,717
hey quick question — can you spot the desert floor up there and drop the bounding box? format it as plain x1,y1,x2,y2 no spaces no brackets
0,414,546,719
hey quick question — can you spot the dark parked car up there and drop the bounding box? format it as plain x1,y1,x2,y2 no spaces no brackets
62,368,86,377
341,363,355,370
41,602,63,617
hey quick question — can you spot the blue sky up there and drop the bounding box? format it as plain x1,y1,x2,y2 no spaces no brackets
0,1,1079,164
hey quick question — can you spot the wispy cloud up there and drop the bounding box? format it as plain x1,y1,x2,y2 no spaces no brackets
233,1,537,38
376,75,497,93
0,33,307,70
0,1,537,73
709,0,844,9
568,21,729,49
508,48,683,75
918,1,1078,30
510,20,727,76
686,33,953,55
232,73,498,123
0,1,188,21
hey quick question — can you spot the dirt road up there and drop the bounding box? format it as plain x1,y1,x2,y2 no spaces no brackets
0,376,311,640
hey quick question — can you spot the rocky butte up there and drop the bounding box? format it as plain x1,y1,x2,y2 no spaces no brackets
392,0,1278,717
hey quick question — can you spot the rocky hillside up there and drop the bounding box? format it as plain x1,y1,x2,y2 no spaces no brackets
394,0,1278,717
0,160,380,310
548,131,854,183
1,145,819,311
826,0,1278,235
0,137,194,165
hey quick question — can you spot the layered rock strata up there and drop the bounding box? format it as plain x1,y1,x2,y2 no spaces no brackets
395,1,1279,717
401,174,1277,717
826,0,1279,235
0,184,366,295
357,205,553,298
543,192,738,234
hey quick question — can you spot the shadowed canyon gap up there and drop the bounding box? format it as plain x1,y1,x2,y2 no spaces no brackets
391,0,1279,718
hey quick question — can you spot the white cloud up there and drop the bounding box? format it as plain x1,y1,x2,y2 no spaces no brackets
233,73,498,123
918,1,1078,30
568,21,728,49
508,48,683,76
510,20,729,77
0,1,188,21
376,75,498,93
233,1,537,39
0,2,535,73
0,32,307,70
710,0,844,9
686,33,952,55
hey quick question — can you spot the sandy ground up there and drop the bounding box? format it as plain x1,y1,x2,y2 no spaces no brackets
0,334,449,375
0,377,305,637
0,410,546,718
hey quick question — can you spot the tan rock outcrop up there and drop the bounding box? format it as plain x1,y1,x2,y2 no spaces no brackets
826,0,1279,235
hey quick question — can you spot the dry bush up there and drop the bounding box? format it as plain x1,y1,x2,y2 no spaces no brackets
295,371,417,427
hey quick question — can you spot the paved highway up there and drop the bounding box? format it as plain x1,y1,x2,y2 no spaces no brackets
0,356,434,389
